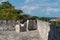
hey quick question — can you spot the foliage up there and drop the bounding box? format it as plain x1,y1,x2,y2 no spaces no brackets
0,1,23,20
19,14,31,20
30,16,39,20
55,22,60,26
39,17,50,22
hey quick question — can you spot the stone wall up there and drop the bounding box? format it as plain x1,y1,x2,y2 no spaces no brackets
37,20,60,40
0,20,60,40
0,20,16,31
37,20,50,40
0,20,37,32
0,30,40,40
0,20,40,40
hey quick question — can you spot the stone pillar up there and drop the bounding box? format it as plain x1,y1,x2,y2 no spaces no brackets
37,20,50,40
26,20,29,31
15,24,20,33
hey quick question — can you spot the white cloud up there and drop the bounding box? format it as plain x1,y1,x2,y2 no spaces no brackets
21,5,39,10
25,0,29,3
46,7,60,12
21,5,39,13
41,7,60,15
20,0,60,16
25,0,34,4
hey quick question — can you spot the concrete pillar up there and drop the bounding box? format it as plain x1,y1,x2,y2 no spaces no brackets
15,24,20,33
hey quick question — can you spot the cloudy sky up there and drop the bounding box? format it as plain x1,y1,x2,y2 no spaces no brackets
0,0,60,17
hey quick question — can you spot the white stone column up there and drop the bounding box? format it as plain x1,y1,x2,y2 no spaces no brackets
26,20,29,31
15,24,20,33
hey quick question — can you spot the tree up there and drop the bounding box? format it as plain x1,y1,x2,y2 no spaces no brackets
31,16,39,20
1,1,14,9
19,14,31,19
39,17,50,22
0,1,23,20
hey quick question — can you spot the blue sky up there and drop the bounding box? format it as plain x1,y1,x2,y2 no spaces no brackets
0,0,60,17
